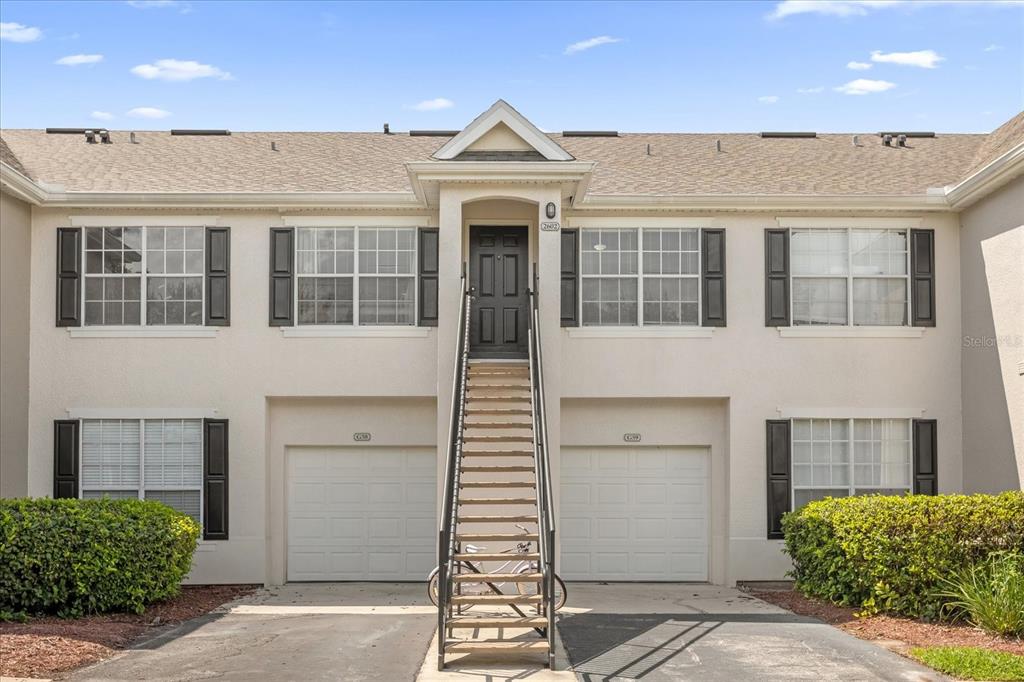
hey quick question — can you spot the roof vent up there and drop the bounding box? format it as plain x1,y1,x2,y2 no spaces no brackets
883,134,893,147
562,130,619,137
878,131,935,138
46,128,91,134
130,132,138,144
759,131,817,138
170,129,231,136
409,130,459,137
383,123,391,134
715,139,722,153
852,135,860,147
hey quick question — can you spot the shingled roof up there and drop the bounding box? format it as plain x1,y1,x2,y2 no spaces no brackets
1,113,1019,197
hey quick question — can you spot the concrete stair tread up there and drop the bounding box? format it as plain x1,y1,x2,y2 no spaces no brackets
458,515,538,522
450,594,543,605
451,572,542,583
445,640,549,653
447,617,548,628
455,552,539,561
456,533,539,541
459,497,536,504
461,465,534,473
460,481,535,488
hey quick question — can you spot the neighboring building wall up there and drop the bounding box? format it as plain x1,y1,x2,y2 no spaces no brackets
1,191,31,498
960,175,1024,493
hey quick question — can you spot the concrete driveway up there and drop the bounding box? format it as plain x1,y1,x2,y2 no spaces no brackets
557,584,945,681
70,583,436,682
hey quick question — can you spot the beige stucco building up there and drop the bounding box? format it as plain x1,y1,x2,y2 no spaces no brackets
1,101,1021,586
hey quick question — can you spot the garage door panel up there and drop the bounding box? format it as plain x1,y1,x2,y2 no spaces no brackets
287,446,435,581
561,447,709,581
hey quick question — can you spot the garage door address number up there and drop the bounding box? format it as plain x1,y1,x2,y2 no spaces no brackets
623,433,642,442
353,432,371,442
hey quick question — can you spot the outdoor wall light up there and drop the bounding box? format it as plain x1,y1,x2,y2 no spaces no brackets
545,202,557,219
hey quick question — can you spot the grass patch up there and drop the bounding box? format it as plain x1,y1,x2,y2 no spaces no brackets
910,646,1024,681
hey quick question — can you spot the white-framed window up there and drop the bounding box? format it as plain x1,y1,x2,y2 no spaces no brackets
83,226,205,327
791,228,909,326
295,226,417,326
80,418,203,523
580,227,700,326
791,417,912,509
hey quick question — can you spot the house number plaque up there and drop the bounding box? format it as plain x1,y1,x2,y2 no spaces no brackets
353,432,371,442
623,433,642,442
541,222,560,232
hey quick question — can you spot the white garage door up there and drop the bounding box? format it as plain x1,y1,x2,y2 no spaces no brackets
560,447,709,581
287,447,435,581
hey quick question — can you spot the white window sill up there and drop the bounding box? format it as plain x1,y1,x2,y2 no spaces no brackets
280,326,432,338
68,327,219,338
777,326,925,339
195,541,218,553
567,327,714,339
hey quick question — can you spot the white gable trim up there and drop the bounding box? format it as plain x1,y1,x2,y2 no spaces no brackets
432,100,573,161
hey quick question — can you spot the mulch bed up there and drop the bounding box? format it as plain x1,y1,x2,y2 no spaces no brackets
0,584,257,680
741,583,1024,657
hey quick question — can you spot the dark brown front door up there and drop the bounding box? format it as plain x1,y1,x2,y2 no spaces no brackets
469,226,529,358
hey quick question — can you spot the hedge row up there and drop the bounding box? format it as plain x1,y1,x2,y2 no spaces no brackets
782,492,1024,618
0,498,200,617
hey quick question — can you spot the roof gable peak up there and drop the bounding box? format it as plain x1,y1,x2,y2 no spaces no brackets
432,100,573,161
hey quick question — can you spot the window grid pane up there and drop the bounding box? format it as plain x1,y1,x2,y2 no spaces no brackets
81,419,140,490
793,417,911,510
582,277,637,326
792,278,848,325
295,227,416,326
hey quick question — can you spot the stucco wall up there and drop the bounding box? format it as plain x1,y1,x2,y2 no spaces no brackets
562,211,965,583
960,176,1024,492
1,191,31,498
22,202,966,585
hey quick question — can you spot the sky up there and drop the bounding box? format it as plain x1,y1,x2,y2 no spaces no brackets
1,0,1022,133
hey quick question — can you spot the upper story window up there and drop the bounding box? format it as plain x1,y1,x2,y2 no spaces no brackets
81,418,203,523
84,226,204,326
580,227,700,326
792,417,912,509
295,227,417,326
791,228,909,326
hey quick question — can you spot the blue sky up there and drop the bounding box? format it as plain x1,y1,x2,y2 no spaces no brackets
1,0,1021,133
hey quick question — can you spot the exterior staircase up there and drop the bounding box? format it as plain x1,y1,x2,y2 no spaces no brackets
436,276,557,670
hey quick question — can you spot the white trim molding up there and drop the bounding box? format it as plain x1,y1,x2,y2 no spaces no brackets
567,327,714,339
280,326,432,338
281,215,430,227
575,193,952,212
778,326,925,339
945,141,1024,210
70,215,221,227
432,99,574,161
67,407,220,419
568,216,716,228
777,407,926,419
68,327,219,338
776,217,922,229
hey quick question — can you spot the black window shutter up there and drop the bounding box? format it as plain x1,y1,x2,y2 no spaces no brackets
53,420,79,498
269,228,294,326
911,229,935,327
765,229,790,326
56,228,82,327
418,228,439,326
912,419,938,495
205,227,230,326
766,419,792,539
701,228,726,327
203,419,229,540
560,229,579,327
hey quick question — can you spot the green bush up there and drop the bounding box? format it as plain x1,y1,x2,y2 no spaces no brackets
937,551,1024,636
0,498,200,617
782,492,1024,619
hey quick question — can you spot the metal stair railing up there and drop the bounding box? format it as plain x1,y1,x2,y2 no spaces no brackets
437,269,472,671
527,267,557,670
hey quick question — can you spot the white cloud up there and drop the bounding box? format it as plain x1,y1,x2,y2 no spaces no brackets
758,95,780,104
127,107,171,119
769,0,1023,20
56,54,104,66
91,111,114,121
1,22,43,42
564,36,622,55
131,59,231,81
797,86,825,93
870,49,944,68
984,44,1003,52
847,61,873,70
834,78,897,95
411,97,454,111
